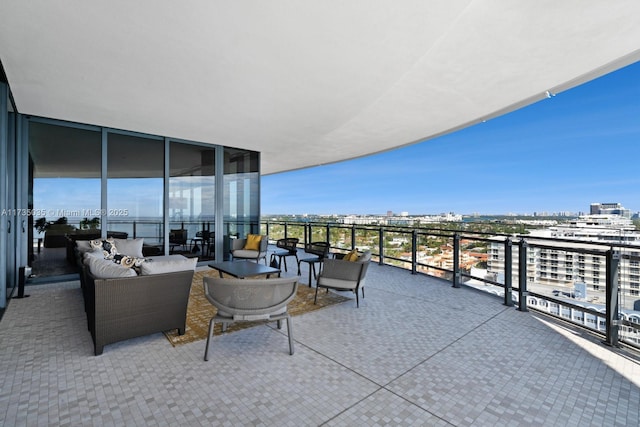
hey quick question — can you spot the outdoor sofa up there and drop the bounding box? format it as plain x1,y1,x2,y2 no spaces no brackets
77,237,197,355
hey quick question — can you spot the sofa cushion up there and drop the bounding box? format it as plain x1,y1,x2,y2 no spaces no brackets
75,240,96,257
76,240,92,251
317,277,360,290
113,238,144,258
231,249,261,259
244,234,262,250
84,248,106,262
86,255,137,279
139,255,197,275
90,238,118,259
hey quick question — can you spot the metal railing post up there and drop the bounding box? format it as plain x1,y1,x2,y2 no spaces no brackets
326,223,330,246
452,233,460,287
412,230,418,275
518,239,528,312
351,224,356,250
284,222,288,239
378,227,384,265
504,237,513,306
604,249,620,347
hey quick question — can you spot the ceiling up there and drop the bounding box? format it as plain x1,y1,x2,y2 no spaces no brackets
1,1,639,175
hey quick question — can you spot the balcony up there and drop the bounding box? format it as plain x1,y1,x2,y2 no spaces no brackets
1,227,639,425
263,220,640,349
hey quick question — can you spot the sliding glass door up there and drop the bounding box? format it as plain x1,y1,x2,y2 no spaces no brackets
169,142,216,259
19,117,259,278
224,148,260,253
107,132,164,251
28,121,102,277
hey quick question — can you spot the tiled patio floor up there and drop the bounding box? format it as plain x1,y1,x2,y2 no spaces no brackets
1,260,639,426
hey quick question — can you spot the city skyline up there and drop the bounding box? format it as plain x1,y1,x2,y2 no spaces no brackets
262,61,640,216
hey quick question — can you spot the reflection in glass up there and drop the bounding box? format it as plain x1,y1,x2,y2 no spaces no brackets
224,148,259,259
29,122,101,276
107,133,164,250
169,143,215,259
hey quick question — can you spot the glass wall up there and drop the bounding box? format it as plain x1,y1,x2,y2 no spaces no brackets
22,117,259,276
224,148,260,249
169,142,216,259
107,133,164,250
29,121,102,277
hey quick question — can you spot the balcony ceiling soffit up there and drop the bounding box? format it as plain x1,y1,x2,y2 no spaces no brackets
1,1,640,175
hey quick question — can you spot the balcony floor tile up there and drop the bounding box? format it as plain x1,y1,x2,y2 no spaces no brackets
0,262,638,426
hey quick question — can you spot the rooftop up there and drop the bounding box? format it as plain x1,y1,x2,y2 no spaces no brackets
1,259,638,426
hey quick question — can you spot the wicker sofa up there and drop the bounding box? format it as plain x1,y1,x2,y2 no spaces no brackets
78,238,197,355
83,267,194,355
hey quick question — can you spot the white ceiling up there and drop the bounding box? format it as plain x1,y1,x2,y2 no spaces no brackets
1,1,639,175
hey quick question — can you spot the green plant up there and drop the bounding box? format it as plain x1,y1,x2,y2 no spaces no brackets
53,216,68,225
34,216,72,233
80,217,100,229
34,217,48,234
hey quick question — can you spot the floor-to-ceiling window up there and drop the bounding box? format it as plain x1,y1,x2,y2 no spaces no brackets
169,142,216,260
107,132,164,251
21,117,259,278
29,121,102,277
1,80,17,306
224,148,259,250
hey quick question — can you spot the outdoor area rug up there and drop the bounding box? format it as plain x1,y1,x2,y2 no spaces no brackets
164,269,350,347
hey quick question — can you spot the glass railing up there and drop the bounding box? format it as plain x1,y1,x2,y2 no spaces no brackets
262,220,640,351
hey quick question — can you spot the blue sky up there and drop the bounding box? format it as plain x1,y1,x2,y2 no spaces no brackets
262,61,640,216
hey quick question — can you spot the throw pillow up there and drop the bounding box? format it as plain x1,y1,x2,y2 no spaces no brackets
112,238,144,258
86,255,137,279
243,234,262,251
112,254,145,269
90,238,118,259
343,249,359,262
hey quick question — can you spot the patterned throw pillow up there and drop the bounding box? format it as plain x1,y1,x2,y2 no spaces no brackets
90,238,118,260
112,254,145,269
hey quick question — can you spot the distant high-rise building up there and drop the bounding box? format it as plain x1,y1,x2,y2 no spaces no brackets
590,202,631,218
487,205,640,317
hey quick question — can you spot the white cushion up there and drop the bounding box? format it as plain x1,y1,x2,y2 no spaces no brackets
317,277,361,290
232,249,262,258
139,256,197,275
75,240,92,252
86,255,137,279
83,249,106,262
113,238,144,258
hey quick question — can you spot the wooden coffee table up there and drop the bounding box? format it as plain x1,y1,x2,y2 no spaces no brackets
208,260,280,279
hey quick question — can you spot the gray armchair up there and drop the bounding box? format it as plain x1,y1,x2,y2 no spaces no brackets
315,250,371,307
229,234,269,264
202,275,300,360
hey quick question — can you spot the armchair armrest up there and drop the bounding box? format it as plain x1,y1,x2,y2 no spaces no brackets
259,236,269,252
